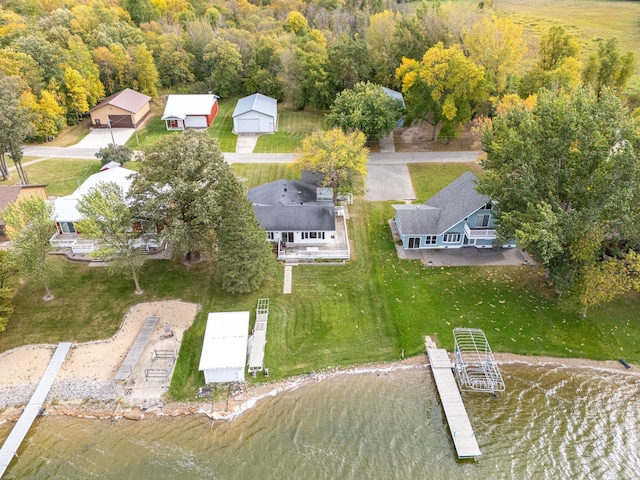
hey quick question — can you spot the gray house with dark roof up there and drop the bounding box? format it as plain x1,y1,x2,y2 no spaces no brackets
393,172,515,250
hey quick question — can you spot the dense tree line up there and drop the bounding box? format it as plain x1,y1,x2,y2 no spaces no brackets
0,0,637,147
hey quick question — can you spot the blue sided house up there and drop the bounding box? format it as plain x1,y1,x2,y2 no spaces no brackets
392,171,515,250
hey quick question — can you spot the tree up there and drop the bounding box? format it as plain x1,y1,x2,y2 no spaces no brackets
130,130,226,263
477,87,640,303
63,66,90,123
296,128,369,196
203,38,243,97
538,25,580,71
95,144,132,166
328,34,373,93
0,250,17,333
583,37,635,97
130,44,158,98
244,39,283,100
215,171,276,293
76,182,146,294
2,197,56,300
397,42,486,140
462,15,526,97
366,9,398,86
0,73,34,182
326,82,404,141
520,26,582,97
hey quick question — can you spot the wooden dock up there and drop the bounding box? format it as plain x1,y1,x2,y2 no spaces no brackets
425,337,481,459
114,316,159,381
0,342,72,478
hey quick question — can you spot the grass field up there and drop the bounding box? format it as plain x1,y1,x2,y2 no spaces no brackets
1,162,639,400
0,159,101,196
424,0,640,70
254,105,326,153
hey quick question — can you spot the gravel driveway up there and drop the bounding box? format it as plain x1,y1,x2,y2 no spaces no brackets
70,128,136,149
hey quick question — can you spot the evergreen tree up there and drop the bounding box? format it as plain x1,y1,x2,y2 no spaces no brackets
216,171,276,294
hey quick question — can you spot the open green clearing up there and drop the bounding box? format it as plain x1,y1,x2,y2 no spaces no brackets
0,159,101,197
1,163,638,400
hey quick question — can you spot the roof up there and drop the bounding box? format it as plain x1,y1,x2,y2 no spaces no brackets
247,180,335,231
254,204,336,231
232,93,277,118
90,89,151,114
161,94,218,120
52,167,137,222
248,179,329,207
198,312,249,371
394,172,489,235
381,87,405,107
0,185,48,226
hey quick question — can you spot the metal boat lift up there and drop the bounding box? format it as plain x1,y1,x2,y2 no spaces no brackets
453,328,505,395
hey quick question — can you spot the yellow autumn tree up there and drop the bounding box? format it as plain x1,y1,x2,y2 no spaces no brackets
296,128,369,196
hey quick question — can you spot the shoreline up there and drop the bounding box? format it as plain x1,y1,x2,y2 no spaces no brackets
1,352,637,425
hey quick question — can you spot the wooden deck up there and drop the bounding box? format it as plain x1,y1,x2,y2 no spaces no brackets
114,316,159,381
0,342,72,478
425,337,481,459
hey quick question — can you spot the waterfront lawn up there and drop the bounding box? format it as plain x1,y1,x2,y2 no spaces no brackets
2,163,640,400
0,159,101,196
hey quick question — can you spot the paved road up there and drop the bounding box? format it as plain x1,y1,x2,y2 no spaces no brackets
23,145,481,164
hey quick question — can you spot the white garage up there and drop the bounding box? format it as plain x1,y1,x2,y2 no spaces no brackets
198,311,249,384
232,93,278,134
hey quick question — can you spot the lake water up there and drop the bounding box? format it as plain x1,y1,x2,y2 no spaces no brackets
1,363,639,479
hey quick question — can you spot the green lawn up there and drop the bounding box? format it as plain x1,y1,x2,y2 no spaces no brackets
2,163,639,401
409,162,483,202
254,105,326,153
206,98,237,152
0,159,101,196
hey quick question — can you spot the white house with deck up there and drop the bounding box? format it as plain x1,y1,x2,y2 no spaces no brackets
247,179,350,261
199,311,249,384
49,165,160,254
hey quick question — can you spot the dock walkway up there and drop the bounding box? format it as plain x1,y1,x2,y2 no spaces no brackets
114,316,159,381
0,342,72,478
425,337,481,459
248,299,269,373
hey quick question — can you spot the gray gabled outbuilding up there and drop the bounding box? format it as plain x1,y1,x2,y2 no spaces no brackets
233,93,278,134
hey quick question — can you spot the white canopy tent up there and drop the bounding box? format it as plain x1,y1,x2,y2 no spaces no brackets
198,312,249,384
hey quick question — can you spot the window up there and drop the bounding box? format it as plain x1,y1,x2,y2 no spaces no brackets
484,202,493,210
443,233,461,243
266,232,274,241
475,214,490,228
60,222,76,234
425,235,436,245
408,237,420,249
310,232,317,239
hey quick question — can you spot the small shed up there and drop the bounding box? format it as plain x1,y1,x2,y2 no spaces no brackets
89,88,151,129
162,94,219,130
198,312,249,384
381,87,406,127
232,93,278,134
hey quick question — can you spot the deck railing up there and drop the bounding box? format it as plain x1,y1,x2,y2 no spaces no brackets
464,224,497,239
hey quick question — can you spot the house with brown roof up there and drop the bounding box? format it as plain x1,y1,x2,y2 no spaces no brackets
0,184,49,242
89,88,151,129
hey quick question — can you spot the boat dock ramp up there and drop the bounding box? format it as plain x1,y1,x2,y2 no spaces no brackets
425,336,481,459
0,342,72,478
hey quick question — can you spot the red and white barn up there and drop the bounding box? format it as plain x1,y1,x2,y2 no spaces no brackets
161,94,219,130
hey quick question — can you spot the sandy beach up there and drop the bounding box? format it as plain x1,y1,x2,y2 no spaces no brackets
0,300,638,423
